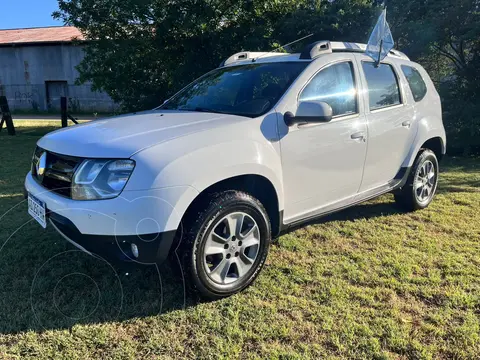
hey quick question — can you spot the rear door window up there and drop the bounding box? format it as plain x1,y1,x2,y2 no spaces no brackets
362,62,401,110
401,65,428,102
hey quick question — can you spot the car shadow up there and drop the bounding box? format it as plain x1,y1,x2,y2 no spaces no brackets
2,159,478,335
0,233,198,334
280,196,404,236
0,193,197,334
0,195,407,335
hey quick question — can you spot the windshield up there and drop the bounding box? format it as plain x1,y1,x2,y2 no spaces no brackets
160,62,308,117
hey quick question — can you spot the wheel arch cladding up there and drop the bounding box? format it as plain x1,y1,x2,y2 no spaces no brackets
403,116,446,168
179,174,281,240
421,137,445,162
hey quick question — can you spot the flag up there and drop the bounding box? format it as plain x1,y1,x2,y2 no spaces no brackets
365,9,394,64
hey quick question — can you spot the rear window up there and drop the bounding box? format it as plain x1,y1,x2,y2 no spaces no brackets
362,62,401,110
401,65,427,102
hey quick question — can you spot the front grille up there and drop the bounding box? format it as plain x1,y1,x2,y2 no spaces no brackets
32,147,82,198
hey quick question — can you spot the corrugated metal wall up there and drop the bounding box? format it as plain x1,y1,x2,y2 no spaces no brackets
0,44,118,112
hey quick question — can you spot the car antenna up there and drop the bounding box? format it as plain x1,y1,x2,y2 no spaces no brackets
252,34,314,63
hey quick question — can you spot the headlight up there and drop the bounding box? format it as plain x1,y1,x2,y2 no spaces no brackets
72,159,135,200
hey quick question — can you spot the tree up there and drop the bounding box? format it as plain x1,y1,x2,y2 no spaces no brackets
388,0,480,154
55,0,479,154
54,0,378,111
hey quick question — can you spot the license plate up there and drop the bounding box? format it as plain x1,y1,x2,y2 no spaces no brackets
28,193,47,229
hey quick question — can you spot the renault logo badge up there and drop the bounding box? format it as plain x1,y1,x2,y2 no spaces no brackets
36,152,47,177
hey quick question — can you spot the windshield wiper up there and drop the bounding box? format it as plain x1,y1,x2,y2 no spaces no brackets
192,107,226,115
160,106,227,115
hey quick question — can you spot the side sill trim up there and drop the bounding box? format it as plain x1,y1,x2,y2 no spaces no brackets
279,167,411,234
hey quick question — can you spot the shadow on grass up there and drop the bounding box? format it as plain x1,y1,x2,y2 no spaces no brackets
437,184,480,194
441,156,480,173
10,127,61,137
0,195,410,335
0,225,195,335
1,157,478,335
437,177,480,194
282,198,405,236
0,194,195,334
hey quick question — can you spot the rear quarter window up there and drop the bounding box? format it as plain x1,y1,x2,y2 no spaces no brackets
401,65,428,102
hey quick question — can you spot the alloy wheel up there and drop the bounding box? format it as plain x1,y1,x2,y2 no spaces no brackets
414,160,437,203
203,212,261,285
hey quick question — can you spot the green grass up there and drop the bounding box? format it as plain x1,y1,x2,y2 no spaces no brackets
1,122,479,359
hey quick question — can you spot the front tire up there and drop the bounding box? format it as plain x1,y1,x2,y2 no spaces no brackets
181,191,271,300
395,149,439,211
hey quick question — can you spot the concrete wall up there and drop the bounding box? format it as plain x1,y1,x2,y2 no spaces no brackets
0,44,117,112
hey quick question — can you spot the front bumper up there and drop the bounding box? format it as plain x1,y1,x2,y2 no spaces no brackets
49,211,176,264
25,171,198,263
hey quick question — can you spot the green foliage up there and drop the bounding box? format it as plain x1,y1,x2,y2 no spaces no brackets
389,0,480,154
53,0,377,111
54,0,480,154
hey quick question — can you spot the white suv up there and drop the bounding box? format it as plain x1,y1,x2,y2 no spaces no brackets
25,41,446,299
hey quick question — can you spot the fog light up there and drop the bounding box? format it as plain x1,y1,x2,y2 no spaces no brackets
131,243,139,258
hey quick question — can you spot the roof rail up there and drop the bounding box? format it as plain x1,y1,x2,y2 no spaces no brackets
300,41,410,61
220,41,410,66
389,49,410,60
329,42,410,60
299,41,332,60
220,52,273,67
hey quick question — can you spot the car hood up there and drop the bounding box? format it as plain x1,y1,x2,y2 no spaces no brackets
37,110,248,158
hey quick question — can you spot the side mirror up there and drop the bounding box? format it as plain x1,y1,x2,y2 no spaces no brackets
284,101,333,126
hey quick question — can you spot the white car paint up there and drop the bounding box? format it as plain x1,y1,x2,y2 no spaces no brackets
275,53,369,221
37,110,253,159
26,171,197,235
354,54,417,192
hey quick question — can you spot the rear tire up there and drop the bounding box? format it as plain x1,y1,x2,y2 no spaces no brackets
394,149,439,211
180,190,271,300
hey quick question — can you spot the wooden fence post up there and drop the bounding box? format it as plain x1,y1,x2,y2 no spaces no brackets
0,96,15,136
61,97,68,128
60,97,78,127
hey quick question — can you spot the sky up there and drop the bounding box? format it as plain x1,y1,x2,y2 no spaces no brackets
2,0,63,30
